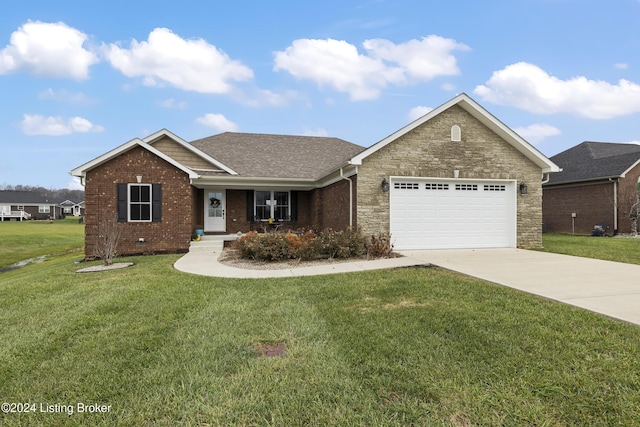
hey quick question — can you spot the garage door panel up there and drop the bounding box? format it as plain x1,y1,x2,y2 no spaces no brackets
390,178,515,250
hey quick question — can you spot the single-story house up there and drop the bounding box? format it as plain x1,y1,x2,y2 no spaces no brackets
59,199,85,217
543,141,640,235
0,190,64,221
70,93,560,259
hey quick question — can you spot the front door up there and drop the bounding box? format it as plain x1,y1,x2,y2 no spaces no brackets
204,189,226,232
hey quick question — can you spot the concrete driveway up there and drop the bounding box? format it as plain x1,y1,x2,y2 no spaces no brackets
399,248,640,326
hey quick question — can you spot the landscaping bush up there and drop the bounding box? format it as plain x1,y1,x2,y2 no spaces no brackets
235,228,369,262
366,232,394,258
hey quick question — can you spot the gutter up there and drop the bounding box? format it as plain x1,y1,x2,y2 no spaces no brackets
340,167,355,227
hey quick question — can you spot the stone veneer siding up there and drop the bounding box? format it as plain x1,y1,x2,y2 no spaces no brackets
356,104,544,248
84,146,194,258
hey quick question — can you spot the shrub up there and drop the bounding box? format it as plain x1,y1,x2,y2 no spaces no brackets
234,228,369,262
366,232,394,258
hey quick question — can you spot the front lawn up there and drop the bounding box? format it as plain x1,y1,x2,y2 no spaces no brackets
0,217,84,268
539,233,640,265
1,253,639,426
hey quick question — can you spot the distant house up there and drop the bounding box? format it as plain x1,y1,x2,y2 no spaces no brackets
543,142,640,235
59,199,85,217
0,190,64,221
70,93,560,259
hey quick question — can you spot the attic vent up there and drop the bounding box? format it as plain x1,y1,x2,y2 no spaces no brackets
451,125,461,142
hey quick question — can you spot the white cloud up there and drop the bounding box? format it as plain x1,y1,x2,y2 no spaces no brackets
67,177,84,190
0,21,98,79
196,113,239,132
408,105,433,121
274,36,469,101
21,114,104,135
104,28,254,94
160,98,187,109
474,62,640,119
38,88,97,105
302,127,329,137
513,123,561,144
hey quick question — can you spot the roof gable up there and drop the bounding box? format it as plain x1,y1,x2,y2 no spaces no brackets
350,93,561,174
190,132,365,180
70,130,206,179
548,141,640,185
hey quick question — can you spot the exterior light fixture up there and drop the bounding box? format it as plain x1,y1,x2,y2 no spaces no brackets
381,178,390,193
136,175,143,183
519,182,528,195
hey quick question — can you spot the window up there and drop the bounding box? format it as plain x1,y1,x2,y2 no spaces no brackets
129,184,152,221
38,205,50,213
484,184,506,191
64,207,72,214
117,183,162,223
455,184,478,191
254,190,290,220
451,125,461,142
394,182,420,190
425,183,449,190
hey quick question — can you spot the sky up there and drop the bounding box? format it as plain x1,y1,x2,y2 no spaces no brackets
1,0,640,190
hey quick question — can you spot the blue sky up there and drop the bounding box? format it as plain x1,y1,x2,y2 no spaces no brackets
2,0,640,189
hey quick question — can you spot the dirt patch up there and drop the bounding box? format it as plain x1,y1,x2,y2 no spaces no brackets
253,342,287,358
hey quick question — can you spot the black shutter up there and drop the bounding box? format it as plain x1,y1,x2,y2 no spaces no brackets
152,184,162,222
117,183,127,222
246,190,254,220
290,191,298,221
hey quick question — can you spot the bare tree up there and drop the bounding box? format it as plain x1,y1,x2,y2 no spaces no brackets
93,216,122,265
618,184,640,236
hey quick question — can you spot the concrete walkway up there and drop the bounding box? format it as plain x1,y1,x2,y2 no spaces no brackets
173,236,427,279
174,238,640,325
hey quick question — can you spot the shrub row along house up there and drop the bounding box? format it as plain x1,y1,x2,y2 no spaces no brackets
0,190,84,221
542,142,640,235
70,93,561,258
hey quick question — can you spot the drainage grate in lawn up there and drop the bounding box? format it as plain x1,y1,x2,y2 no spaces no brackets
253,342,287,358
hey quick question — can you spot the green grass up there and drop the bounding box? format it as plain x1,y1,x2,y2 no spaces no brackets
1,253,639,426
539,233,640,265
0,217,84,268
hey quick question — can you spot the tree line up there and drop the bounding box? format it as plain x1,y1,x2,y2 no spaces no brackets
0,184,84,202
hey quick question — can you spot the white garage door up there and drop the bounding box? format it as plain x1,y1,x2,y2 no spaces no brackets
390,178,516,250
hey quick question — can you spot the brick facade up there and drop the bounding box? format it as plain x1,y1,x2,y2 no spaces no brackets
543,183,614,234
356,104,544,248
84,146,194,258
543,161,640,235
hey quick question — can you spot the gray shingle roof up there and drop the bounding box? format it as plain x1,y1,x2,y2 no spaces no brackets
0,191,60,204
190,132,366,180
546,141,640,185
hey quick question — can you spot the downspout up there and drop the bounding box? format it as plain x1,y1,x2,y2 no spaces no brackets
609,178,618,233
541,172,550,184
340,167,354,228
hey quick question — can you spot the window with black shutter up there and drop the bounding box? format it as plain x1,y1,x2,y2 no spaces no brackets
117,183,162,222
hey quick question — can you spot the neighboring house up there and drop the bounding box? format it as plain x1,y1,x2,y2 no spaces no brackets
0,190,64,221
70,93,560,259
543,141,640,235
60,199,85,217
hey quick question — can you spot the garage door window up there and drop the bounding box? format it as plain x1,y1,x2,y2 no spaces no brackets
425,183,449,190
394,182,419,190
484,184,506,191
455,184,478,191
